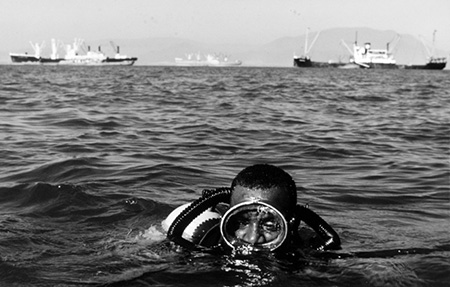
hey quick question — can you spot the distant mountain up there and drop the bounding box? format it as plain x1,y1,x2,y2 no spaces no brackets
2,27,448,67
114,27,450,67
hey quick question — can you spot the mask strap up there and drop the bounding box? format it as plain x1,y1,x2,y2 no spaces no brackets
167,187,231,250
295,205,341,250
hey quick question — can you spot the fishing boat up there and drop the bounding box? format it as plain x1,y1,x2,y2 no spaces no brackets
405,30,447,70
175,53,242,66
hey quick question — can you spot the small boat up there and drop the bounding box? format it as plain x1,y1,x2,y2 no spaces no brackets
405,30,447,70
175,53,241,66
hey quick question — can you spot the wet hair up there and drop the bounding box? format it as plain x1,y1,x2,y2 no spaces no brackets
231,164,297,202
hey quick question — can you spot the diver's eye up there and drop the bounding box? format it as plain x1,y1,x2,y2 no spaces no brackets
237,218,251,228
261,221,280,232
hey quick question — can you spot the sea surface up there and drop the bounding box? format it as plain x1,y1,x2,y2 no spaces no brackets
0,65,449,287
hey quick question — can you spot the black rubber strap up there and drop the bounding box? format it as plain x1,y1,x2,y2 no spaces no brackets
296,205,341,250
167,187,231,250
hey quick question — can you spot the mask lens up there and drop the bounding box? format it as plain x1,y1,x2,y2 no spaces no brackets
220,202,287,251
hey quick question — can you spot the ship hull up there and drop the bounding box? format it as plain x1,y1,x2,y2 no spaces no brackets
39,58,64,64
175,61,241,67
293,57,313,67
293,57,345,68
103,57,138,66
175,54,242,67
359,63,398,69
404,62,446,70
10,54,40,63
175,61,207,66
11,57,136,66
10,39,137,66
57,57,137,66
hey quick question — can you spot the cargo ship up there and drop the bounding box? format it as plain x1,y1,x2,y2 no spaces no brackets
10,38,137,66
404,57,447,70
9,41,43,63
349,41,398,69
293,29,346,68
405,30,447,70
175,53,242,66
293,29,328,68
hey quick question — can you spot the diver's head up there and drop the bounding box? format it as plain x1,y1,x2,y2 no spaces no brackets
220,164,297,252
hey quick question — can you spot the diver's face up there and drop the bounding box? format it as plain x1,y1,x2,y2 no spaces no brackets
220,184,289,251
233,209,282,245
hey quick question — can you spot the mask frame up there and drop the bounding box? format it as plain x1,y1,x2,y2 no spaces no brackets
220,201,288,251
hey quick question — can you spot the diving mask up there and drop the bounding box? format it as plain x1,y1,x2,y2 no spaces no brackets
220,201,288,251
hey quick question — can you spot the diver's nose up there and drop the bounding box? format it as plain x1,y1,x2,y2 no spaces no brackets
242,222,261,244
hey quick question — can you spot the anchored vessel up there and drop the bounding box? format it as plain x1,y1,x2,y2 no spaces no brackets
405,30,447,70
59,39,137,65
293,29,351,68
350,41,398,69
405,57,447,70
293,29,323,68
175,53,242,66
10,41,43,63
293,29,344,68
10,38,137,65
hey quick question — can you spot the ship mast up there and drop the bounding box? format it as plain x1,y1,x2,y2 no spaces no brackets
304,28,309,56
419,30,437,60
304,28,320,57
340,39,353,55
432,30,437,58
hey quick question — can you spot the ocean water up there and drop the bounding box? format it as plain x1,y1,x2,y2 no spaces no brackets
0,65,449,287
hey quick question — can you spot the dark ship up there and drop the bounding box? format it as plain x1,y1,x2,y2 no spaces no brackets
405,30,447,70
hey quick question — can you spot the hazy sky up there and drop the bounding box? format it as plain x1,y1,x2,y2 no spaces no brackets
2,0,450,51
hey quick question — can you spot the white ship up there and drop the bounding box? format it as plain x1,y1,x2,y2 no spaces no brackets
58,38,137,66
10,38,137,66
350,41,397,69
175,53,242,66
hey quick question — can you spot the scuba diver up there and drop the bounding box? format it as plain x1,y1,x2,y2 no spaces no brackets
162,164,341,255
